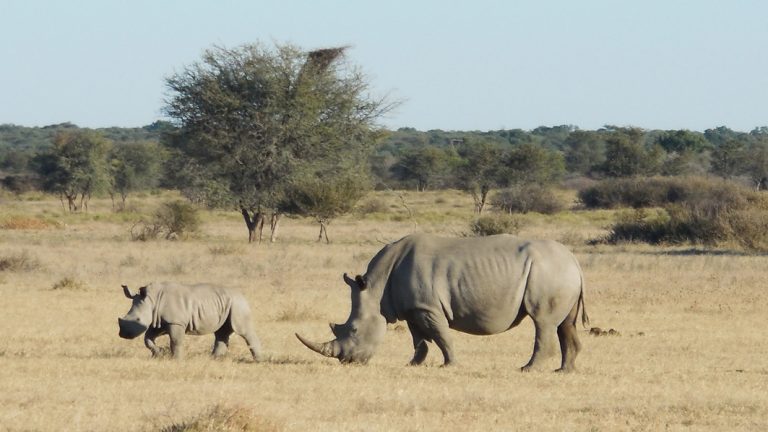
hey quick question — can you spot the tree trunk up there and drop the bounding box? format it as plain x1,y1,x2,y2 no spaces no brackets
241,207,263,243
270,213,281,243
476,188,489,214
80,192,90,213
64,191,78,212
255,212,265,243
120,192,128,212
317,220,330,244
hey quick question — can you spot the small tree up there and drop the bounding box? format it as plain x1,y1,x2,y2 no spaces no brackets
504,143,565,186
280,170,370,243
599,127,664,177
457,141,505,213
710,138,747,179
563,130,606,176
110,141,164,210
391,145,452,191
745,137,768,190
656,129,709,153
34,130,112,211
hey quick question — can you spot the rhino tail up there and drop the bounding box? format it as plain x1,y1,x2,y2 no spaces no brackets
575,262,590,328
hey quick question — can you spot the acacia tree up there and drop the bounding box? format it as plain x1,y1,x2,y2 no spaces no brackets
710,138,747,180
563,130,606,176
746,131,768,190
34,130,112,211
391,146,454,191
504,142,565,186
599,127,664,177
457,141,505,213
110,141,164,210
280,169,370,243
163,42,392,242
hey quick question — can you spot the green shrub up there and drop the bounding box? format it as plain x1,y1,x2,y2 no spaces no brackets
355,197,388,215
605,209,671,245
156,200,200,238
491,184,565,214
603,184,768,251
578,176,760,209
131,200,200,241
470,214,523,236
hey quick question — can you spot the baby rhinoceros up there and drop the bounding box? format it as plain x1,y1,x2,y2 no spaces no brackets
118,282,261,360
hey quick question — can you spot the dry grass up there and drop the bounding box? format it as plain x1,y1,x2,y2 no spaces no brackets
0,190,766,431
0,215,56,230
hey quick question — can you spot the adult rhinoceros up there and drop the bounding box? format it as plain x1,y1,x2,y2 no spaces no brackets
296,233,589,372
118,282,261,360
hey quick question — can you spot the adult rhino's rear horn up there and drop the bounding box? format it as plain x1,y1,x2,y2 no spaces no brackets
295,333,341,358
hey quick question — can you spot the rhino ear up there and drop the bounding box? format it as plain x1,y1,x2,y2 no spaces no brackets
343,273,368,290
122,285,133,299
343,273,356,288
355,275,368,291
138,286,148,298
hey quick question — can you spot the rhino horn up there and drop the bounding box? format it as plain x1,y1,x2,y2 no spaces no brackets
295,333,340,358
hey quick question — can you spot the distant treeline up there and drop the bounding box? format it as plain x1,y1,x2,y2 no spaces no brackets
2,122,768,200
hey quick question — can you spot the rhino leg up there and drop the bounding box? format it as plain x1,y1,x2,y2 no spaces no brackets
407,322,429,366
238,327,262,361
168,324,186,360
555,302,582,373
144,327,164,357
212,326,232,358
410,310,456,366
521,321,558,372
230,299,261,361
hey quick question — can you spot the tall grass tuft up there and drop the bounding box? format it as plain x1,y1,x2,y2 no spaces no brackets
51,277,87,291
0,250,42,272
158,404,281,432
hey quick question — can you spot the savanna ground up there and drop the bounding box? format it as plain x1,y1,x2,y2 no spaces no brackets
1,189,766,431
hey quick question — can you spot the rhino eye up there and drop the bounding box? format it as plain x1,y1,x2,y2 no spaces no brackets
350,327,358,334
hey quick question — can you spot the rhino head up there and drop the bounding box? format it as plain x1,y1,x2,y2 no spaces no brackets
118,285,152,339
296,273,386,364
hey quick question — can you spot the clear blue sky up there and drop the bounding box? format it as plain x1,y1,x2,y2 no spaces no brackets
1,1,766,132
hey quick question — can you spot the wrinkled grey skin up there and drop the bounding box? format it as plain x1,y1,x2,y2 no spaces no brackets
118,282,261,360
296,233,589,372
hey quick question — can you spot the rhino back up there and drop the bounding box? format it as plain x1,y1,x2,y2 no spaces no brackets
152,282,237,335
384,234,580,334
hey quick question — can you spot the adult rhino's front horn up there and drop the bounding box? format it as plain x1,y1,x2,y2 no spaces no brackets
295,333,341,358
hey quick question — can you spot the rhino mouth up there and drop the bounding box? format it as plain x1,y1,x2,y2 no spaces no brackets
118,318,148,339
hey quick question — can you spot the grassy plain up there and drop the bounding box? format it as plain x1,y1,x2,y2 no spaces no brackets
0,189,766,431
